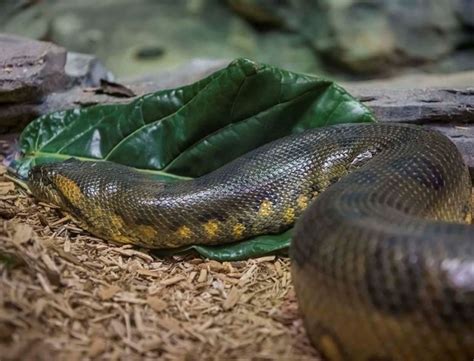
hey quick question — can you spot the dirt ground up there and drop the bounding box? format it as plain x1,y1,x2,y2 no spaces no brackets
0,169,320,361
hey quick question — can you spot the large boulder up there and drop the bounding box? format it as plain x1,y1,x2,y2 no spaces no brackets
299,0,465,74
226,0,474,75
0,35,112,133
0,34,68,103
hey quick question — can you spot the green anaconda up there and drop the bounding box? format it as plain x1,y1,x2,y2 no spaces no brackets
28,123,474,361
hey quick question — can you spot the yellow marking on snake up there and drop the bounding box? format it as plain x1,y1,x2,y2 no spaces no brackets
176,225,193,239
203,220,219,238
53,174,84,204
110,214,126,228
232,223,246,238
320,335,344,361
110,215,127,233
105,214,132,244
258,200,273,217
465,211,472,224
297,195,309,210
283,207,295,223
136,224,158,240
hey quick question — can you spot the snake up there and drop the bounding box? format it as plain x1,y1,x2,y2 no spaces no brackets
28,123,474,361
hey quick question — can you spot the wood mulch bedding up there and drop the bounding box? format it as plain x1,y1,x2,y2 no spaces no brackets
0,165,320,361
1,160,473,361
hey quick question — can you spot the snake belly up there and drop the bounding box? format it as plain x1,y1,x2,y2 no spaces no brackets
28,123,474,360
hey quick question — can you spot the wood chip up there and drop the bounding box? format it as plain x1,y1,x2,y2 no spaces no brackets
110,319,126,338
202,260,228,272
40,253,59,273
133,306,145,333
98,285,122,301
37,213,49,227
49,216,71,227
0,194,19,200
136,268,161,278
36,272,53,294
239,264,257,286
223,286,241,311
52,246,82,266
12,223,33,244
274,260,283,276
157,316,181,333
160,275,185,286
89,337,107,357
197,268,207,283
146,296,167,312
0,181,14,195
188,271,197,283
256,255,276,263
112,248,154,262
115,295,147,304
38,201,60,209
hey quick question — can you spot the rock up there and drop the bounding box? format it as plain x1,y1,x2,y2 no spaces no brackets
342,70,474,89
256,32,322,74
128,59,230,91
0,102,37,134
0,1,16,26
44,0,259,78
65,52,114,87
227,0,285,27
346,87,474,125
302,0,466,74
431,49,474,73
430,123,474,180
0,34,68,104
456,0,474,27
0,2,50,40
0,58,227,134
50,12,104,56
0,36,117,133
388,0,460,62
344,79,474,176
2,0,471,78
3,0,321,78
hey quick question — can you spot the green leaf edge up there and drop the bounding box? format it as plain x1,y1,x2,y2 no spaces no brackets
152,229,292,262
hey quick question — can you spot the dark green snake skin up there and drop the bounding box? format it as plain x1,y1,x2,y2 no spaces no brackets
28,123,474,361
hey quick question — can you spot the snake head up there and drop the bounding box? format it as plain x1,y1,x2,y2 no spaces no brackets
28,162,66,207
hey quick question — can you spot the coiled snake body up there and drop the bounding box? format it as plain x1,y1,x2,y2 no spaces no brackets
29,123,474,361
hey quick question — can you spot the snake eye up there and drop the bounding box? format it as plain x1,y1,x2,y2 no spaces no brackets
29,166,48,185
29,164,58,184
28,164,62,205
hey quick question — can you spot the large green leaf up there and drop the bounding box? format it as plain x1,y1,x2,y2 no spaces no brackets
14,58,375,260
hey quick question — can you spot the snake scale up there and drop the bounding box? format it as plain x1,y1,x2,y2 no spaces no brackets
28,123,474,361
